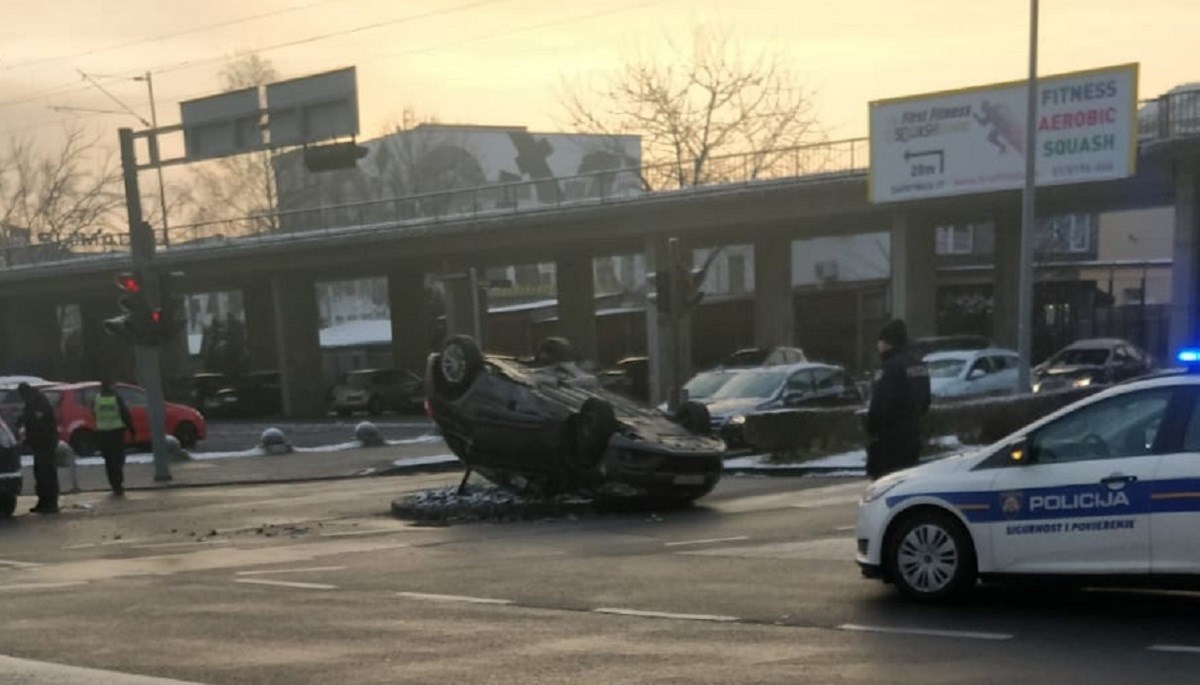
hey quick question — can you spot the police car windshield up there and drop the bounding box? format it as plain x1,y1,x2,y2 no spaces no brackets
711,371,787,399
1050,348,1110,367
684,372,733,399
927,359,966,379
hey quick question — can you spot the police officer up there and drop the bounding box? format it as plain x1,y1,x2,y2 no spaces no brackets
866,319,931,480
93,381,134,496
15,382,59,514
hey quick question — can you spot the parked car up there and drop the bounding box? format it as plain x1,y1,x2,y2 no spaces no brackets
425,336,725,504
909,335,992,360
44,382,207,456
597,357,650,403
208,371,283,418
0,419,20,517
187,372,233,416
0,378,55,433
1033,338,1154,393
700,362,863,449
331,368,424,417
654,369,740,413
925,348,1025,400
722,346,807,368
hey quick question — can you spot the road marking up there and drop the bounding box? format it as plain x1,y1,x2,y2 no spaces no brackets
63,538,152,550
132,539,233,550
838,623,1013,641
594,607,738,622
234,578,338,590
0,582,88,591
0,559,40,569
1149,644,1200,654
320,529,391,538
397,591,514,605
236,566,347,576
834,525,857,532
664,535,750,547
679,537,853,561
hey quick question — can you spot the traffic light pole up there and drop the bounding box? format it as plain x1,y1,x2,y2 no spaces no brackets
119,128,172,482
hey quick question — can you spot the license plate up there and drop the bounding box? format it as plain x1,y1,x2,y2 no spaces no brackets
674,474,705,486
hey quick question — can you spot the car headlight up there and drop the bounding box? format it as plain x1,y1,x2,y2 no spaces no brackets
727,415,746,426
862,477,905,504
1031,382,1041,393
1071,377,1093,388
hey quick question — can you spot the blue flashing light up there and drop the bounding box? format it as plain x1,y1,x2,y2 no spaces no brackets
1177,348,1200,365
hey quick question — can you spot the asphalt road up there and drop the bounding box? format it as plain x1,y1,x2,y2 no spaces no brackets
197,416,435,453
2,474,1200,684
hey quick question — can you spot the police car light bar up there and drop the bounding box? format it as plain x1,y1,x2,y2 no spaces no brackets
1176,348,1200,365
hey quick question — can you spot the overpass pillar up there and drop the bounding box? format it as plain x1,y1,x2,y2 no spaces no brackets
555,254,598,362
243,280,279,371
753,235,796,348
388,268,431,373
889,211,937,339
79,298,135,383
1170,157,1200,353
0,298,63,379
645,236,693,407
270,275,326,418
993,217,1021,350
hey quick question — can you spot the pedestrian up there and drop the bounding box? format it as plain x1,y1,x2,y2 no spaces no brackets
866,319,931,480
15,382,60,514
93,380,134,496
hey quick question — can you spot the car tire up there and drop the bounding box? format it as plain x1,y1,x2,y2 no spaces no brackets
435,336,485,399
367,396,384,416
571,398,616,470
676,401,711,435
70,429,97,458
886,509,977,602
0,492,15,518
173,422,199,450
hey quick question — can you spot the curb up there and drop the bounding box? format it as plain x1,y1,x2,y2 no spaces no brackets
724,465,866,477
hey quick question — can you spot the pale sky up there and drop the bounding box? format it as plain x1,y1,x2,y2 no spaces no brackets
1,0,1197,153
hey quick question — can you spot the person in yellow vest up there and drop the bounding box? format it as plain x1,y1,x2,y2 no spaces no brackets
93,381,134,496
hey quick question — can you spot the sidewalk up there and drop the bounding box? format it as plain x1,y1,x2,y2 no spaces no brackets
17,440,461,495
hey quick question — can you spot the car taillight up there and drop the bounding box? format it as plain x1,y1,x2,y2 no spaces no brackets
424,399,433,418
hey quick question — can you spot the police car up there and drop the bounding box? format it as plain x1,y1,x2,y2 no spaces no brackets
856,349,1200,601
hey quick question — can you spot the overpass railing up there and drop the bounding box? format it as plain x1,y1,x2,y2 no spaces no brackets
1138,88,1200,141
0,137,871,268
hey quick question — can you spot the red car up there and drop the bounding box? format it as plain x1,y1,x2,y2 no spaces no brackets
44,382,207,456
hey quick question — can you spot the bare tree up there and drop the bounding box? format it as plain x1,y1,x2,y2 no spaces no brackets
0,124,122,257
559,24,823,190
179,52,280,240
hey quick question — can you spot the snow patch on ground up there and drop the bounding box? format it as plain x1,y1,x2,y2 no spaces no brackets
391,454,458,468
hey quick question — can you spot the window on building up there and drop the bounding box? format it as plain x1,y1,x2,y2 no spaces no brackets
935,225,974,255
1123,287,1145,305
728,254,746,295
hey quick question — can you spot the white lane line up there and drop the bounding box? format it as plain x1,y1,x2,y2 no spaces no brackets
396,591,514,605
594,608,738,623
838,623,1013,641
234,578,338,590
0,559,41,569
0,582,88,591
664,535,750,548
236,566,347,576
1149,644,1200,654
63,538,152,550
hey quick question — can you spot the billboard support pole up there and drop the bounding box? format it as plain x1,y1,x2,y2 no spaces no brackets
1017,0,1039,392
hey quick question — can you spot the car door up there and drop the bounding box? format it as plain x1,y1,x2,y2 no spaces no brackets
116,385,150,444
989,386,1179,574
964,356,993,397
1150,386,1200,573
988,354,1020,395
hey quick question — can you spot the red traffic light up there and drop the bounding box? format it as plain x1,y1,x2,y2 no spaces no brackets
116,272,142,293
150,309,162,324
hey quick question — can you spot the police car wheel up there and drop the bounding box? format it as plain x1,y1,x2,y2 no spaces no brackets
887,510,976,601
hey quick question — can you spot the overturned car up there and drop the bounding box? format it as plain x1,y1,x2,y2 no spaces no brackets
425,336,725,504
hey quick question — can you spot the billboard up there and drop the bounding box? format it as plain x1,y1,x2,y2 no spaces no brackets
869,63,1138,203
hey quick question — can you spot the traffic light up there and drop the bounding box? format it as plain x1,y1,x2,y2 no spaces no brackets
303,141,369,172
648,265,705,314
153,271,187,345
103,270,153,344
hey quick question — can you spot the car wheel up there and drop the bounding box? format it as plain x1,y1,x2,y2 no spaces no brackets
0,493,15,518
887,510,977,602
435,336,484,399
173,422,199,450
676,401,711,435
367,396,384,416
571,398,616,470
70,430,97,458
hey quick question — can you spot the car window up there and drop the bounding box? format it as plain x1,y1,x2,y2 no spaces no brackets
813,368,838,391
989,355,1014,371
117,387,147,407
1031,388,1174,463
969,357,993,376
1051,348,1110,366
1114,346,1130,363
713,371,787,399
376,371,397,385
927,358,966,379
786,370,816,393
1179,391,1200,453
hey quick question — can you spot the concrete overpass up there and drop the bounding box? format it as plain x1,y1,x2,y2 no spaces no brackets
2,91,1198,416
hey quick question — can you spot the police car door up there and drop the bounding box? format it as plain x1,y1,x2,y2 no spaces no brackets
990,386,1177,574
1150,384,1200,573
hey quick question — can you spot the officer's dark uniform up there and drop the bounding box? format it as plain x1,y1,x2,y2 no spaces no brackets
866,321,931,480
16,383,60,513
